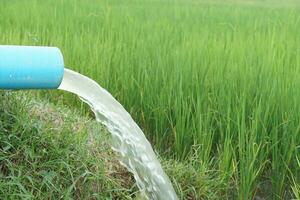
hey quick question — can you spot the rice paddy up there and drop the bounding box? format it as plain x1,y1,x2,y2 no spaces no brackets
0,0,299,199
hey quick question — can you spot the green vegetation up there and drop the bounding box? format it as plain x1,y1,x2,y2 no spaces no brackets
0,0,299,199
0,92,136,199
0,92,217,199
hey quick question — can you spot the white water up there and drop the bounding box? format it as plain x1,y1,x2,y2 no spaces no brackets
59,69,177,200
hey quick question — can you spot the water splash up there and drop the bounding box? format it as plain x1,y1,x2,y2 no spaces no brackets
59,69,177,200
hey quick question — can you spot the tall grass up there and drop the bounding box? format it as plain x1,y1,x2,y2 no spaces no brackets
0,0,299,198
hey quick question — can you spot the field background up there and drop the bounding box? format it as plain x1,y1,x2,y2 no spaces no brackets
0,0,300,199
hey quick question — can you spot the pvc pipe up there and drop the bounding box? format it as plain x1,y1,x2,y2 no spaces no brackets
0,45,64,89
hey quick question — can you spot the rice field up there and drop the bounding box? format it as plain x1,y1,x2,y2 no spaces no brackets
0,0,300,199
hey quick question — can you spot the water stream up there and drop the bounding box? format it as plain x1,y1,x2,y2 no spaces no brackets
58,69,178,200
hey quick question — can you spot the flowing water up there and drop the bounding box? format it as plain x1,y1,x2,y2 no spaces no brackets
58,69,178,200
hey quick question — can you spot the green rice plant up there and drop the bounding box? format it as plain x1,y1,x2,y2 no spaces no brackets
0,0,299,198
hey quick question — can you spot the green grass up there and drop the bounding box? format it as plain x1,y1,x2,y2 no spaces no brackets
0,91,137,199
0,91,220,199
0,0,300,199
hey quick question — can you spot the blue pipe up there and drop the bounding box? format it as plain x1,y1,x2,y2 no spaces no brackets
0,45,64,89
